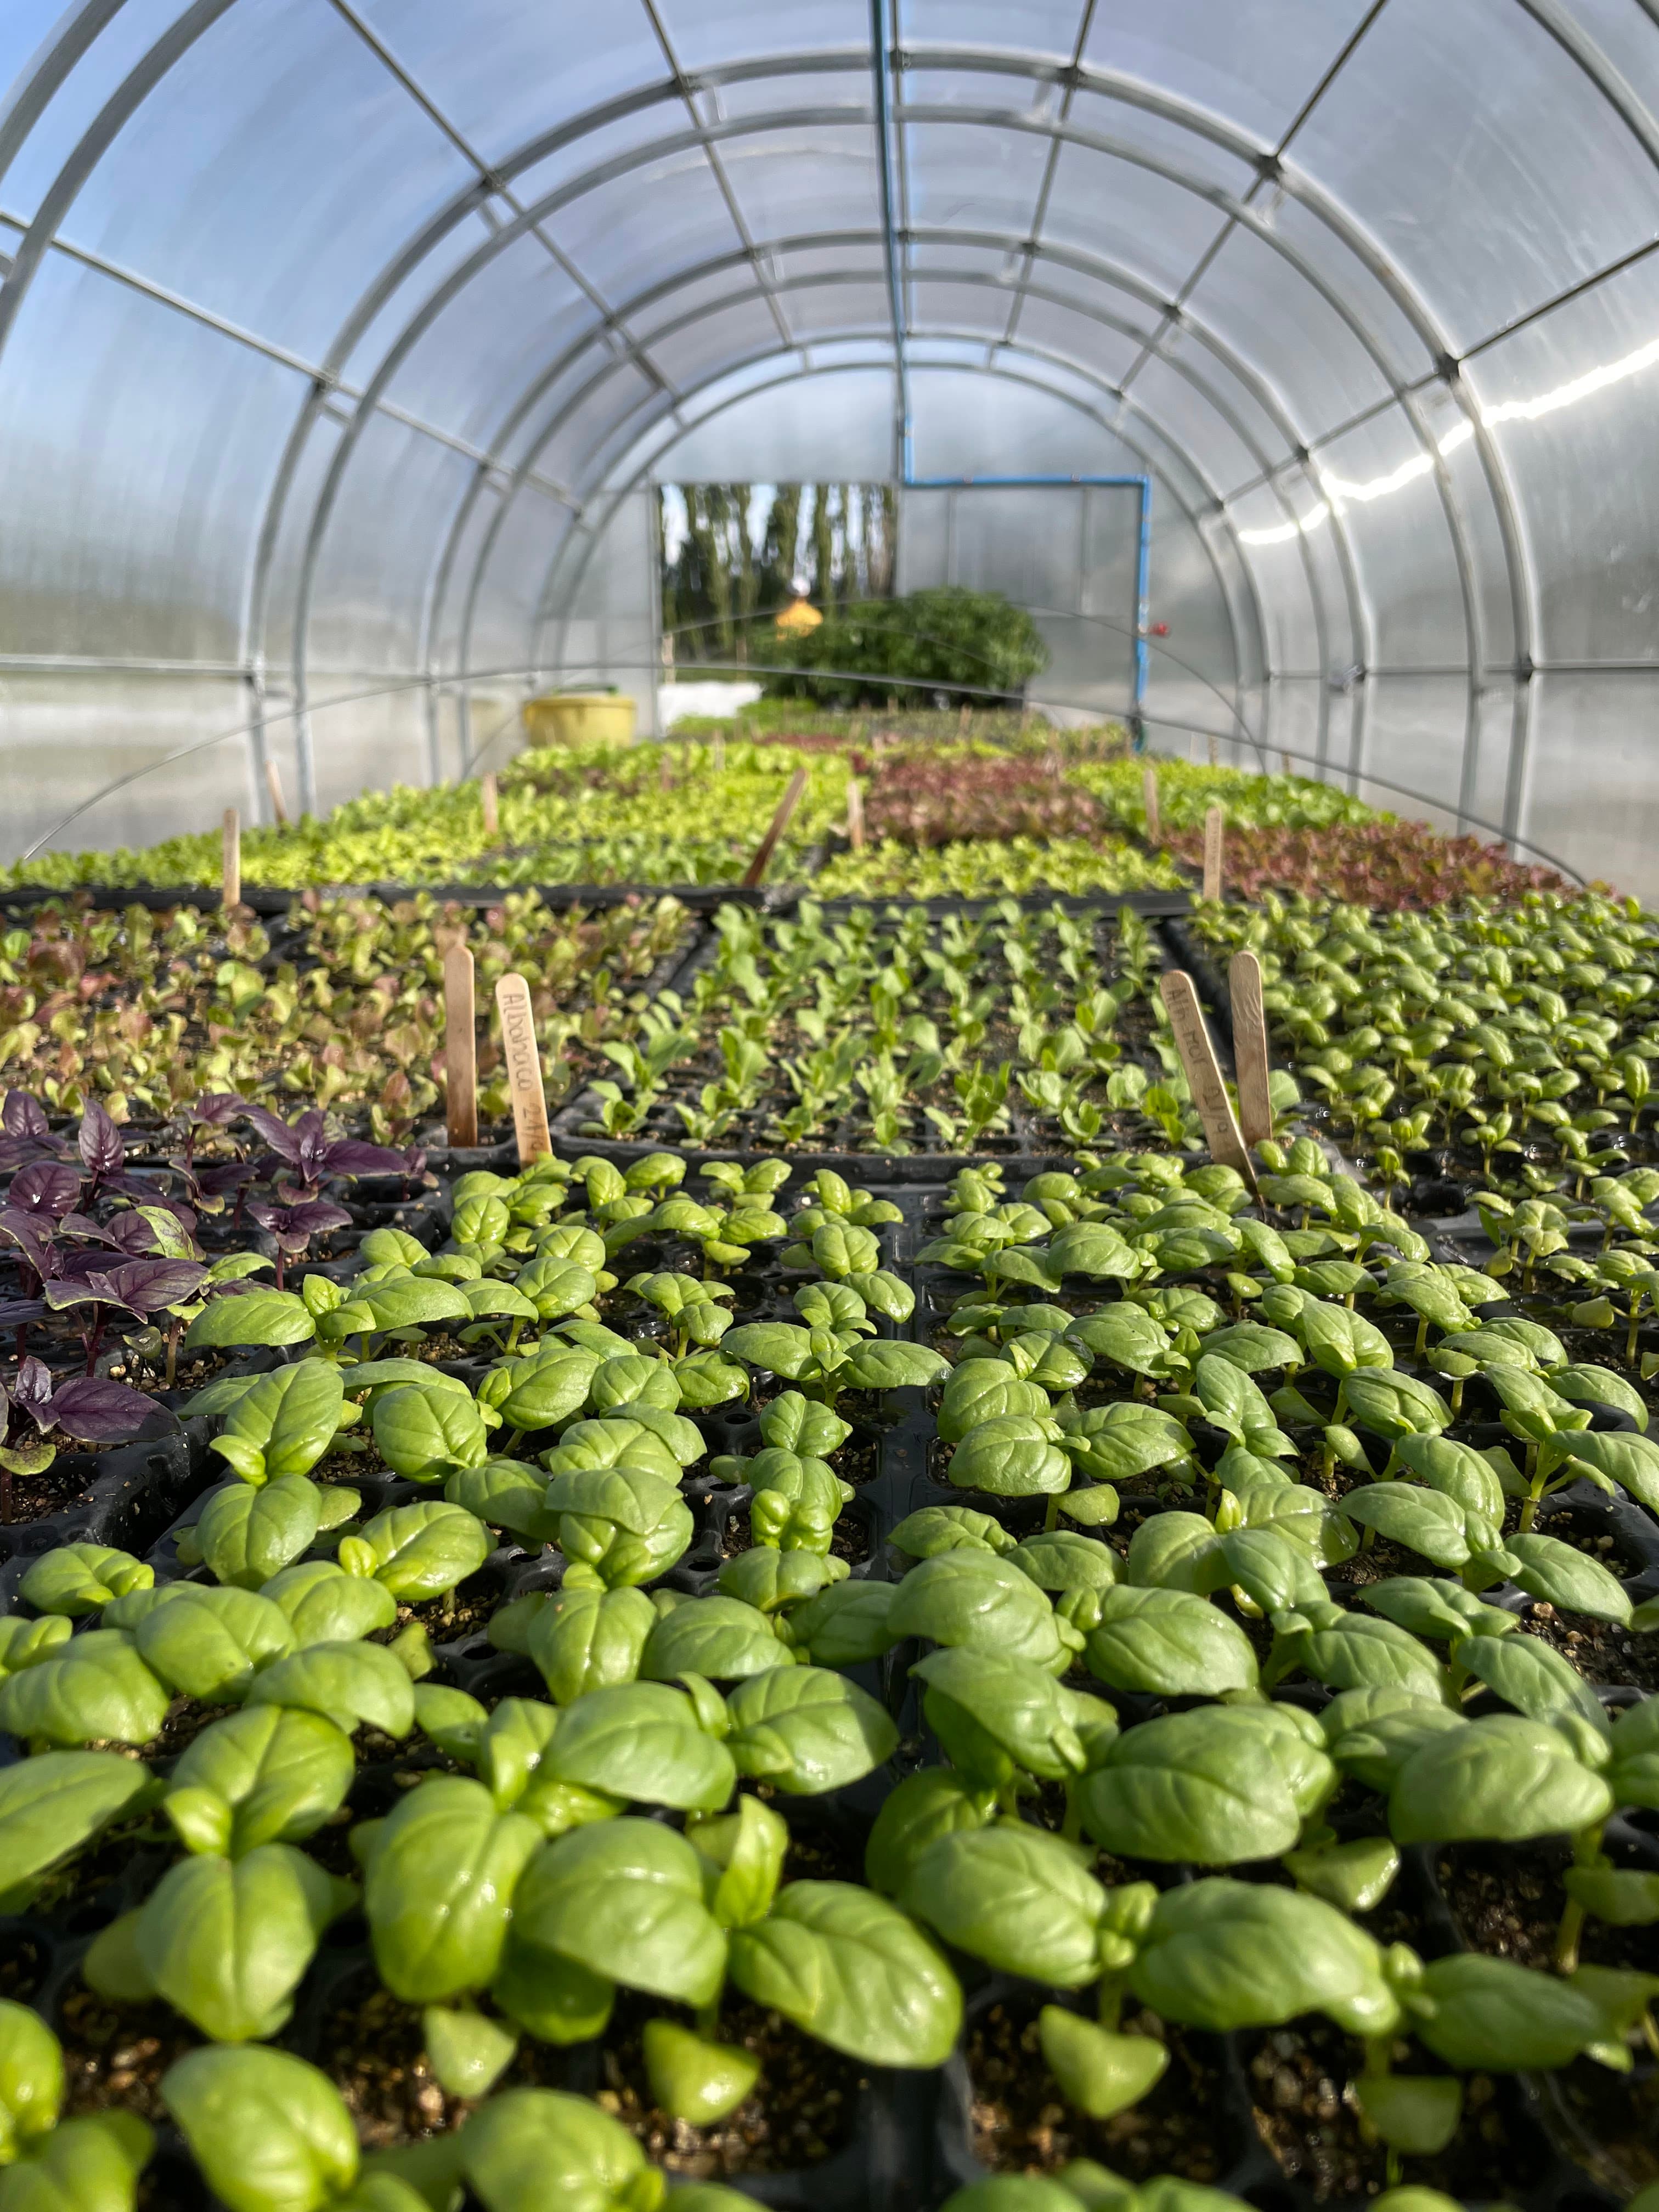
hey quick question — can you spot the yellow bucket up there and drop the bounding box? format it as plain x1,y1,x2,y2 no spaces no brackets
522,692,637,747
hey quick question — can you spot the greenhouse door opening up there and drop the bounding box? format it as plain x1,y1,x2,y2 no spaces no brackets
895,481,1149,727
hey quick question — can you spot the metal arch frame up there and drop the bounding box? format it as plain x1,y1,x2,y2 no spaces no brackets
7,11,1659,847
443,254,1305,756
269,74,1521,815
426,218,1353,730
430,239,1321,763
0,19,1446,815
528,345,1269,761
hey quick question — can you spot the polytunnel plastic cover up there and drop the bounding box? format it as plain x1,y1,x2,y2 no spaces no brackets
0,0,1656,888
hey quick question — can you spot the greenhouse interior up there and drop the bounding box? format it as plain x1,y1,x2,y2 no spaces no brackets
7,4,1659,2210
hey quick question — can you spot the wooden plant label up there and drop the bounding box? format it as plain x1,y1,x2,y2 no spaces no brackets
494,973,551,1164
1158,969,1257,1193
1207,734,1219,766
1282,751,1293,778
264,760,289,826
481,771,499,840
444,943,478,1148
847,777,865,851
221,808,240,912
742,766,808,887
713,730,725,772
1229,949,1273,1148
1203,806,1224,900
1142,765,1160,843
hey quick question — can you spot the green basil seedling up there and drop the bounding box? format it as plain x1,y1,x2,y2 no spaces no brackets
16,1547,153,1620
1081,1704,1333,1864
541,1465,693,1589
359,1775,543,2007
337,1500,492,1602
721,1666,896,1793
0,1633,167,1751
259,1560,399,1646
244,1639,415,1739
890,1551,1081,1670
163,1705,356,1857
1127,1877,1404,2038
88,1843,354,2043
160,2046,368,2212
196,1472,325,1590
455,2085,670,2212
210,1361,346,1486
637,1594,782,1685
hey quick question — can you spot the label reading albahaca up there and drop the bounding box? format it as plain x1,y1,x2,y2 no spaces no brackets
494,972,550,1164
1158,968,1256,1193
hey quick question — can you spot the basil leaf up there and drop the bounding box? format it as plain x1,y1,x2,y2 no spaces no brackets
136,1842,347,2042
1082,1588,1258,1697
890,1552,1071,1668
1503,1533,1632,1624
1455,1633,1610,1728
245,1640,415,1739
1274,1606,1443,1697
184,1293,317,1351
511,1819,726,2006
259,1562,398,1647
371,1386,489,1484
1080,1706,1333,1865
864,1769,996,1897
888,1506,1014,1560
541,1466,693,1589
1361,1577,1514,1645
1393,1434,1506,1522
161,2046,359,2212
1062,1307,1172,1376
18,1547,152,1619
0,2110,154,2212
1338,1485,1476,1570
0,1633,168,1750
458,2086,657,2212
946,1415,1070,1498
198,1473,324,1591
1122,1512,1226,1594
0,1751,154,1910
167,1706,356,1856
728,1881,961,2066
724,1667,896,1794
340,1502,491,1602
545,1683,735,1812
1322,1688,1466,1794
1406,1953,1607,2071
842,1342,949,1390
937,1361,1052,1444
901,1824,1105,1987
212,1361,345,1487
758,1391,851,1458
492,1351,601,1431
785,1580,900,1667
637,1596,780,1686
912,1648,1087,1786
133,1587,294,1703
362,1777,543,2002
1390,1715,1613,1844
443,1459,550,1538
1130,1877,1400,2038
528,1586,656,1702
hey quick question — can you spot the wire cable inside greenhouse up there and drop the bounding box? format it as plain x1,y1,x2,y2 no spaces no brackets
6,5,1659,2210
